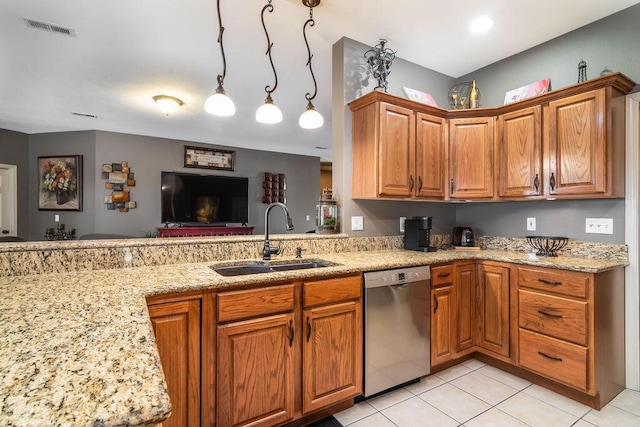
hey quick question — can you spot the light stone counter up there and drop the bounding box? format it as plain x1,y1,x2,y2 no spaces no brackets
0,247,628,426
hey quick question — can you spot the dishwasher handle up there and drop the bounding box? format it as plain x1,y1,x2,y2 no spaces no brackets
391,283,409,290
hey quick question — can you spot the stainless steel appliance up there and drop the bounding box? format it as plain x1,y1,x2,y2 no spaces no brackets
404,216,437,252
452,226,475,247
363,266,431,397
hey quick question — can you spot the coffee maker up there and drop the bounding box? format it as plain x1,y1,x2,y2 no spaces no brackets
404,216,437,252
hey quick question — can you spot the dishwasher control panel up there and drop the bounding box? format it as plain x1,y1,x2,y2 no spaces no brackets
364,266,431,289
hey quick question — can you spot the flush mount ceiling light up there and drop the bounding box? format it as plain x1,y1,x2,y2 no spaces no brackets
469,16,494,33
256,0,283,124
205,0,236,116
298,0,324,130
153,95,183,115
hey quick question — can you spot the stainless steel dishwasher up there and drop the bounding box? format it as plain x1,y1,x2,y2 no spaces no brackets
363,265,431,397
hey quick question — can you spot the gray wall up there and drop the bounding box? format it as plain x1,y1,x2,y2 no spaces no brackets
0,129,30,238
94,131,320,237
333,37,458,238
28,131,97,241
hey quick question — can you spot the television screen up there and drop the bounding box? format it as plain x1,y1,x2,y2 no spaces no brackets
161,172,249,225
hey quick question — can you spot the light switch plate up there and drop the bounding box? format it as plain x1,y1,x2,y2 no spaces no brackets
585,218,613,234
527,217,536,231
351,216,364,231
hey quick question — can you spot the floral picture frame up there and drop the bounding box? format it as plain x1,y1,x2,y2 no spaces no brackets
38,155,83,211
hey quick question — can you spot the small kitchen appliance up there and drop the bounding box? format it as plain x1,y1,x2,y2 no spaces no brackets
404,216,437,252
452,226,475,247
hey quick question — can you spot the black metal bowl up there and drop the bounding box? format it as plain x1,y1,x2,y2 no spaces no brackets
526,236,569,257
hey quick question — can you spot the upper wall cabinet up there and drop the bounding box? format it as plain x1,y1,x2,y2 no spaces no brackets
349,73,635,202
350,93,447,200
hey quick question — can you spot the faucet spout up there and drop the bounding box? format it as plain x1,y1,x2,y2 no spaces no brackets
263,202,294,260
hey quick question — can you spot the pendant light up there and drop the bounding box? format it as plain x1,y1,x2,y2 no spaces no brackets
205,0,236,116
256,0,282,124
299,0,323,129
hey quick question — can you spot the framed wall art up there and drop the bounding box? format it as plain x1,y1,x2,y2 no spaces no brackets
38,155,83,211
184,145,235,171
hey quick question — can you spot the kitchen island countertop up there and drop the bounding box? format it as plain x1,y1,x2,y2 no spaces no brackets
0,248,627,426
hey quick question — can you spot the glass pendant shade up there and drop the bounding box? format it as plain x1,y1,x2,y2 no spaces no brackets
299,102,323,129
205,86,236,116
256,95,282,124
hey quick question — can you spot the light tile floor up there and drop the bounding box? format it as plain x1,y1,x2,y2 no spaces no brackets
335,359,640,427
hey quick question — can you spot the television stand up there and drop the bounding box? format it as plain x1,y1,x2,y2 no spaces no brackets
157,225,254,238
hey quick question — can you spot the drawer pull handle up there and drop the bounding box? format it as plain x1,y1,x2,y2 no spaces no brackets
538,278,562,286
433,294,439,313
538,310,563,319
437,272,451,278
538,351,563,362
306,316,311,341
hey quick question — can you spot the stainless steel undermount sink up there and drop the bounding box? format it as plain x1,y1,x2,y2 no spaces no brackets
212,259,338,277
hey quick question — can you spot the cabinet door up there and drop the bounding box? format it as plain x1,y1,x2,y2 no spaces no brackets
148,299,201,427
378,102,416,197
415,113,446,198
303,301,362,414
449,117,495,199
431,285,454,365
476,264,510,357
455,263,475,353
498,106,542,197
546,89,606,195
217,313,296,427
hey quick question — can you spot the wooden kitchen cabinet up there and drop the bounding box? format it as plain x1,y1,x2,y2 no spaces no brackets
455,262,475,354
431,265,455,365
516,266,625,409
216,284,296,427
349,92,447,200
476,262,510,358
148,298,201,427
215,276,361,427
498,106,542,198
302,276,362,414
448,117,496,199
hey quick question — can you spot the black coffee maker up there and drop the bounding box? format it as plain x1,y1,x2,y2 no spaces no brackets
404,216,437,252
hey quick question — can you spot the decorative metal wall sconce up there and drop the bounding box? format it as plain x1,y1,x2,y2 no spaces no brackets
256,0,283,124
364,39,396,92
205,0,236,116
298,0,324,129
578,59,587,83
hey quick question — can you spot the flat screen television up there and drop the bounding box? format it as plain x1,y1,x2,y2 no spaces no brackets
161,171,249,225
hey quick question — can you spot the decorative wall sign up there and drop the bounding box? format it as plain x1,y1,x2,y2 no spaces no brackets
101,161,137,212
262,172,286,204
184,145,235,171
38,155,83,211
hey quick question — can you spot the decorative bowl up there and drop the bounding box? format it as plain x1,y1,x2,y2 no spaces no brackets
526,236,569,257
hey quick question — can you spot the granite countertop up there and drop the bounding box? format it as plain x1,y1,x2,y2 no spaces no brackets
0,249,628,426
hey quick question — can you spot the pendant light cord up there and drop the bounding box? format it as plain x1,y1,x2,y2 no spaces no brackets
261,0,278,96
216,0,227,88
303,7,317,102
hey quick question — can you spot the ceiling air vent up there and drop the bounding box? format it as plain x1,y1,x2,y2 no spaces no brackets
71,112,98,119
23,17,76,37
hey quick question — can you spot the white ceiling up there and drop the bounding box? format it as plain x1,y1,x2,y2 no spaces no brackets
1,0,638,162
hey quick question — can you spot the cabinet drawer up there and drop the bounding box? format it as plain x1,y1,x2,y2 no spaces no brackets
519,290,588,345
303,275,361,307
519,329,588,391
431,265,454,287
217,284,295,323
518,267,589,298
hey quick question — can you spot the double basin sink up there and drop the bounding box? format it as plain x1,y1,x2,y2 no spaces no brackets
212,259,338,277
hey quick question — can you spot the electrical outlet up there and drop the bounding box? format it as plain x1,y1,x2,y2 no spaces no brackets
585,218,613,234
527,217,536,231
305,215,310,221
400,216,406,234
351,216,364,231
54,214,60,223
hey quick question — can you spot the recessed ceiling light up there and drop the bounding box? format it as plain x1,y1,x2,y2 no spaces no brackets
470,16,493,33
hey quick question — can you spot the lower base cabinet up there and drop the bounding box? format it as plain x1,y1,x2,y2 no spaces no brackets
216,275,362,427
148,297,201,427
